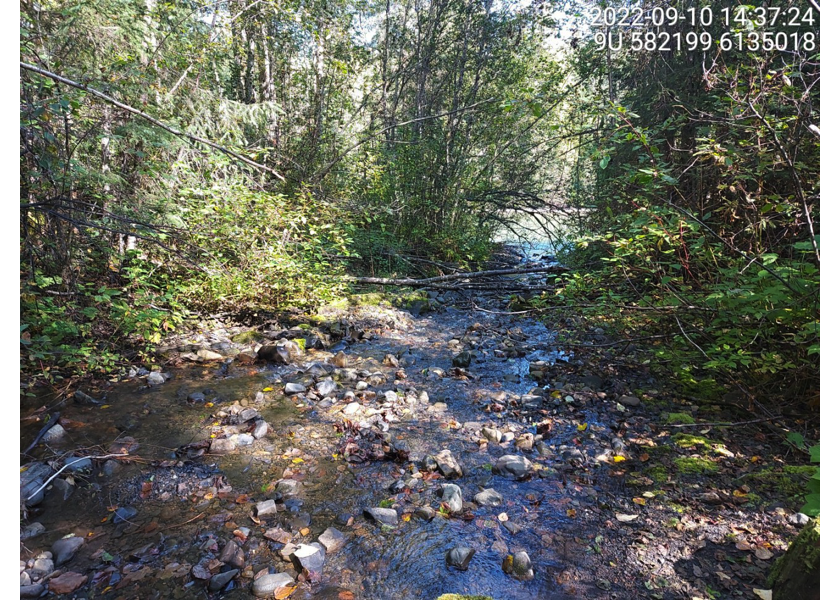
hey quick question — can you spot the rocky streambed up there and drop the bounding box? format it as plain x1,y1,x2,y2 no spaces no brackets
20,294,814,599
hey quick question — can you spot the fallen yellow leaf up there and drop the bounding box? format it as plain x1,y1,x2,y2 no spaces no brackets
100,405,110,409
205,402,214,407
633,497,646,505
613,455,626,463
402,514,411,522
577,423,588,431
263,387,274,392
274,585,297,599
292,458,304,464
566,508,577,518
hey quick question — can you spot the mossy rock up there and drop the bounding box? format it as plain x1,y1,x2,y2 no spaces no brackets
349,292,391,307
673,456,718,474
768,515,819,600
436,595,493,600
231,330,263,344
664,412,695,425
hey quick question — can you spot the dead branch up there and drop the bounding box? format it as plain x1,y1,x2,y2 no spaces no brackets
347,264,568,287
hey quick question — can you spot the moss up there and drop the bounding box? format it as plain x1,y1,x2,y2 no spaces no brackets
646,465,670,484
292,338,307,352
673,456,718,474
664,412,695,425
436,595,493,600
746,465,817,501
672,434,717,451
349,292,391,307
647,444,673,456
231,330,262,344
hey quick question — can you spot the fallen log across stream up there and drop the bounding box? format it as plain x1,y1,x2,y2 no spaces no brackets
346,264,569,288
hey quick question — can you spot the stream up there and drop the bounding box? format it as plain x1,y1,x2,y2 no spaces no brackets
21,247,632,600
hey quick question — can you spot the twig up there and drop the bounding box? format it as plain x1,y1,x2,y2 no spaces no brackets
26,453,129,501
164,512,206,530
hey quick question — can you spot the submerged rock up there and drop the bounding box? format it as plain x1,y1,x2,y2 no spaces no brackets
318,527,347,553
292,543,326,575
453,351,472,368
446,546,475,571
364,507,399,526
440,483,463,513
474,488,503,508
492,455,534,480
252,572,295,598
503,551,534,581
434,449,463,479
208,569,239,592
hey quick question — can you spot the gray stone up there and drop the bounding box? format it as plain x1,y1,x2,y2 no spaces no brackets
208,569,239,592
238,408,260,422
19,584,44,598
617,395,641,407
285,382,307,394
383,390,399,403
416,506,436,521
220,540,245,568
502,520,522,535
113,506,137,524
30,557,54,578
504,551,534,581
292,543,326,574
453,351,472,368
535,441,553,456
493,455,534,480
52,536,84,566
210,437,236,453
21,571,30,586
197,348,224,361
256,500,277,516
147,371,166,386
482,427,503,443
187,391,206,403
789,512,811,527
232,433,254,446
252,572,295,598
315,378,338,397
474,488,503,507
440,483,463,513
446,546,475,571
434,449,463,479
580,375,603,389
101,459,121,476
274,479,301,496
253,420,269,439
21,463,52,507
318,527,347,553
41,424,66,443
20,522,46,541
343,402,361,415
364,507,399,526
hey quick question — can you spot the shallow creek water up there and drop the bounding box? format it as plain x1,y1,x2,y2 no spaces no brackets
21,297,616,600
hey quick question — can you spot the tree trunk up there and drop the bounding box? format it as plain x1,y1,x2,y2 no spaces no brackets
768,515,819,600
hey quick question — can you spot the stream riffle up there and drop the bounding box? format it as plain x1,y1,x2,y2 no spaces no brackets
21,294,622,600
